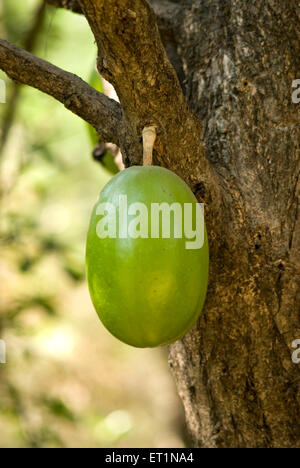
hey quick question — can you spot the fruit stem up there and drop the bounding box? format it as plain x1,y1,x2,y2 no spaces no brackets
142,125,157,166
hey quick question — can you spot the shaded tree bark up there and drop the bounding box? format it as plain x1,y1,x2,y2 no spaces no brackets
168,0,300,448
1,0,299,448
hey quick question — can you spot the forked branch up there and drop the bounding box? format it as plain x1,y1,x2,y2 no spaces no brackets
78,0,220,208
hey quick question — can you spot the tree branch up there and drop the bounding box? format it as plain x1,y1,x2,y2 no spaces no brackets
78,0,221,211
148,0,181,44
0,39,122,145
46,0,181,45
46,0,185,90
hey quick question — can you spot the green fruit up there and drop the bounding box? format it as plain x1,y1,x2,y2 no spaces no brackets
86,166,209,348
99,152,120,175
86,67,119,174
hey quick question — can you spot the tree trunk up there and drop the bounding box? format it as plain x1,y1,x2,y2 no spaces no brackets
169,0,300,448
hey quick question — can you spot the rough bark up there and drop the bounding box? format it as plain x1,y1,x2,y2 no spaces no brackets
77,0,220,213
46,0,182,46
168,0,300,448
45,0,186,89
1,0,299,448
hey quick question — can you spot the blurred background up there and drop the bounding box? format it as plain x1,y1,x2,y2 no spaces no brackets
0,0,186,448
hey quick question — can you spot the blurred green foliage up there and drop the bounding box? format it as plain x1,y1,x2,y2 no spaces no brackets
0,0,185,448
